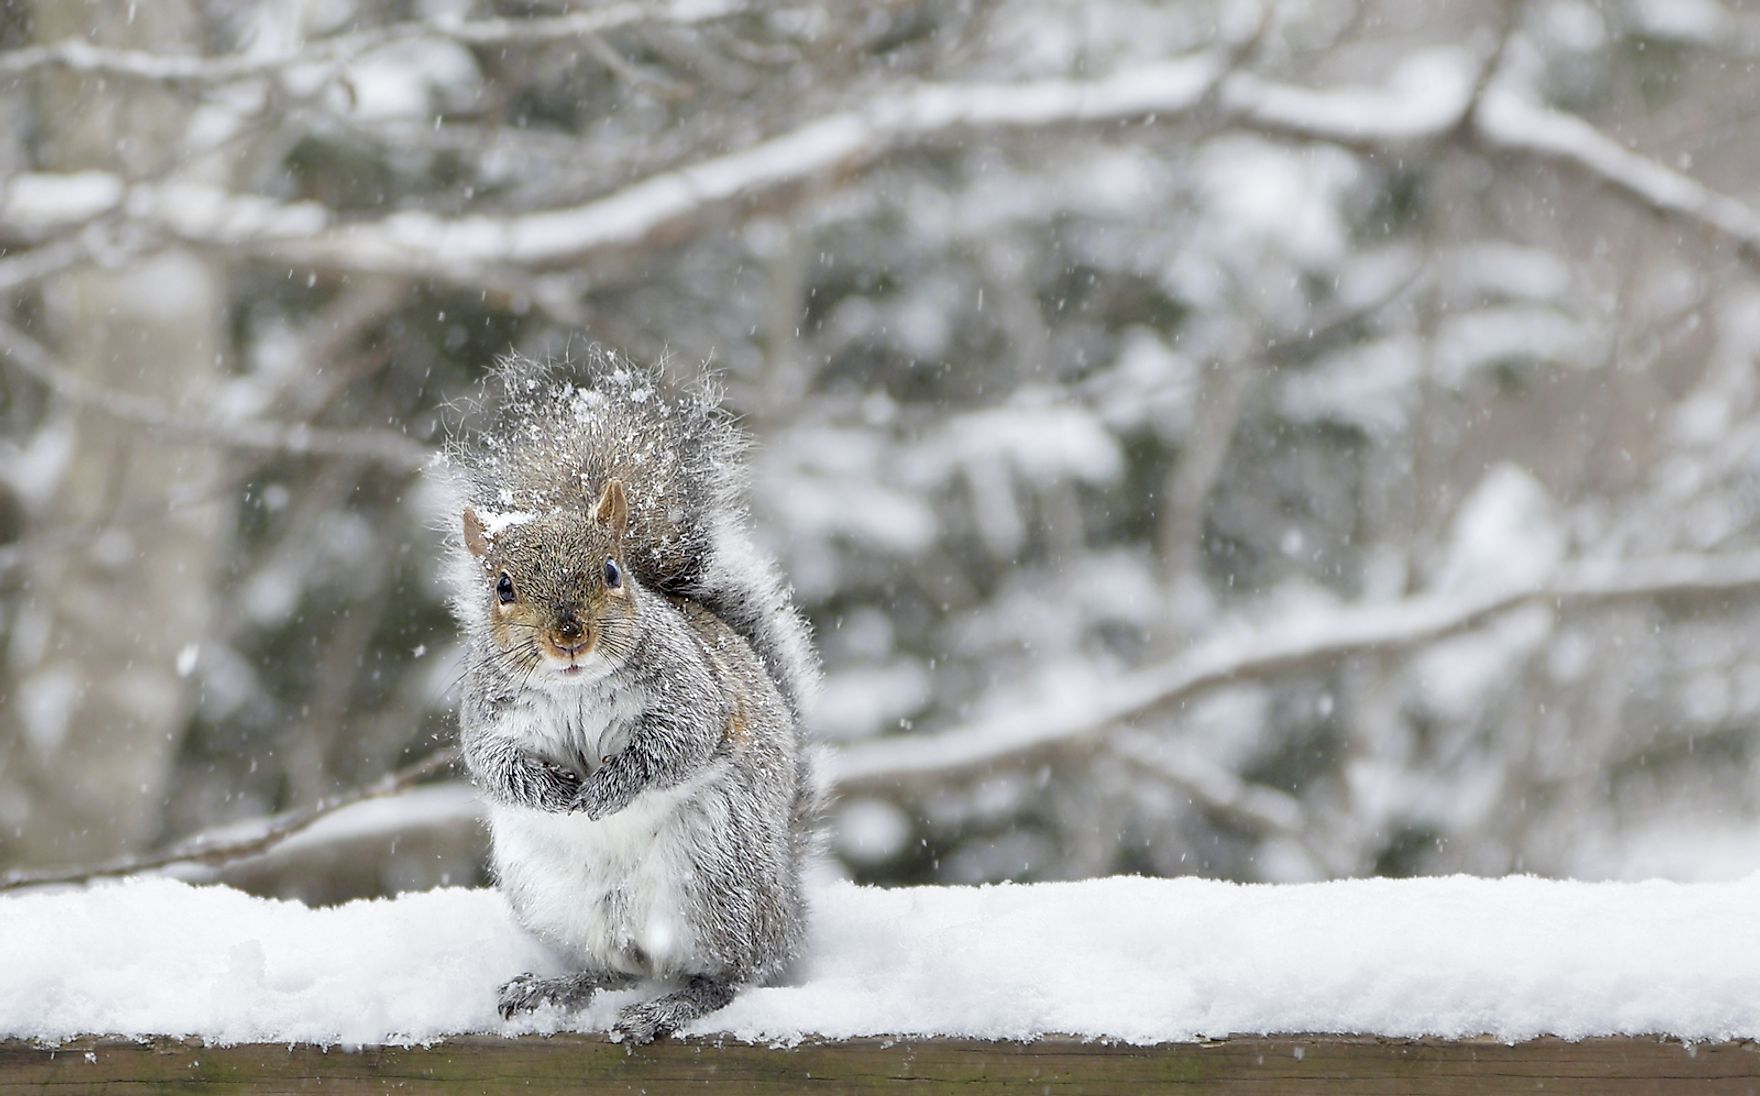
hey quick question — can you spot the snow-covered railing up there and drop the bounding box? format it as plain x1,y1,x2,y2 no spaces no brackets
4,874,1759,1092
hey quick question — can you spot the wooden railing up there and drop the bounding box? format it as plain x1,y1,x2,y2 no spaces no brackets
4,1034,1757,1094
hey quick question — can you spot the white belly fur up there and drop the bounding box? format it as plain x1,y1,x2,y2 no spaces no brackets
488,764,726,979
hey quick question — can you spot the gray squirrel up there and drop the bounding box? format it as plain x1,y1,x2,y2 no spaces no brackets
438,352,821,1044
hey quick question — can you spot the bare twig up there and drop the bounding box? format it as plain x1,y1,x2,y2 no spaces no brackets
0,747,459,891
830,550,1760,795
0,319,430,470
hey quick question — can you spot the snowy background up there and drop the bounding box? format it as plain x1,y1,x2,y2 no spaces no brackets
4,0,1760,906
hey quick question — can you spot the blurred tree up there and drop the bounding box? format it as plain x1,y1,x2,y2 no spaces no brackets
5,0,1760,898
0,0,226,868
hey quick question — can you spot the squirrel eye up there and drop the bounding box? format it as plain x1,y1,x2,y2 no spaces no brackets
495,572,515,603
603,558,622,589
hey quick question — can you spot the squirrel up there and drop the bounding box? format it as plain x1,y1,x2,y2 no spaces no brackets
437,351,822,1044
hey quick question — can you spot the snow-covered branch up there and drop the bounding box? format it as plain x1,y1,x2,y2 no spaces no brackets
249,51,1233,280
1222,54,1760,259
0,175,331,247
0,52,1226,283
0,232,102,292
831,550,1760,796
0,0,744,86
0,748,459,892
0,320,429,470
1471,92,1760,260
15,551,1760,888
4,44,1755,287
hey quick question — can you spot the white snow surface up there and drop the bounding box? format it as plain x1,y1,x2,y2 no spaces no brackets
6,873,1760,1046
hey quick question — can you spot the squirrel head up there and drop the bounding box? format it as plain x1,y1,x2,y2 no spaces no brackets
461,478,638,687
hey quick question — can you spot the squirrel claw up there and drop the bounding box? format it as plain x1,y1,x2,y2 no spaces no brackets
572,795,605,821
496,973,546,1020
541,759,580,784
515,754,581,813
611,1000,672,1046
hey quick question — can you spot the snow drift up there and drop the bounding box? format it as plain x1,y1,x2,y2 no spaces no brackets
3,873,1757,1046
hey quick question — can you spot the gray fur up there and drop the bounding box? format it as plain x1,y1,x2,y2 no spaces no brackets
444,350,820,717
439,351,822,1044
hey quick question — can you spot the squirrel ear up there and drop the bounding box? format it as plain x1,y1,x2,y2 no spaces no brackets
594,478,629,538
462,508,491,559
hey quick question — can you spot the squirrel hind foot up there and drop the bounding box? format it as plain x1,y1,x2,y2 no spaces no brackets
495,970,635,1020
610,976,736,1045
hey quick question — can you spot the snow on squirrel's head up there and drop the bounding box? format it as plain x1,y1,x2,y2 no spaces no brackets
438,350,725,690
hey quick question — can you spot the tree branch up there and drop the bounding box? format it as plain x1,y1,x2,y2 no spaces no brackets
4,44,1753,287
0,52,1231,283
14,551,1760,888
1470,90,1760,261
1217,42,1760,261
0,0,746,86
0,747,459,892
0,319,430,470
0,232,103,292
830,550,1760,796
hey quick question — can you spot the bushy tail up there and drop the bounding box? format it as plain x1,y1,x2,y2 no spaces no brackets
791,745,833,865
444,350,819,716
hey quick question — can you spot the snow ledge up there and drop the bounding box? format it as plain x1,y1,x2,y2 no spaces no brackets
4,873,1758,1047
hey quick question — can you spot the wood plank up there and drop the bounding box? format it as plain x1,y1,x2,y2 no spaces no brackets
2,1034,1757,1094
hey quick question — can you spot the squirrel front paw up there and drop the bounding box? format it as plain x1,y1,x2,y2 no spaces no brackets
511,753,582,812
570,766,638,820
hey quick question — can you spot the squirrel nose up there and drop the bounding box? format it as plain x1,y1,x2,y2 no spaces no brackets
556,614,584,642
